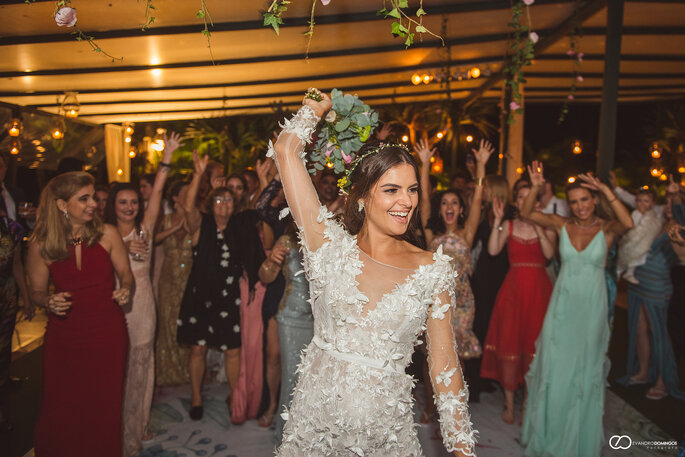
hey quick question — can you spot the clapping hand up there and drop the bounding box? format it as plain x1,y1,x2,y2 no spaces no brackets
47,291,72,317
112,288,130,307
473,139,495,165
162,131,183,162
527,161,546,187
303,89,333,119
414,138,436,165
577,172,607,192
492,196,505,225
192,149,208,176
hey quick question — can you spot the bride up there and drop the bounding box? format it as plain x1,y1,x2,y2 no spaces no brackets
270,90,476,457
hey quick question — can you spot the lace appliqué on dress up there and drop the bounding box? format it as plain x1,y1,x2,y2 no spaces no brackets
436,389,477,456
266,105,320,165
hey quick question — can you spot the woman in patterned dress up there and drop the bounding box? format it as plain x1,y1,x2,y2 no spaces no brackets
177,151,265,420
416,138,493,421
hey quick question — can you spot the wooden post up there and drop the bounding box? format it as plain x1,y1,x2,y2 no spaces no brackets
506,87,525,191
596,0,624,180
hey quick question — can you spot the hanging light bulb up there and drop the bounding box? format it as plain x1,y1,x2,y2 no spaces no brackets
568,177,576,183
411,73,422,85
61,91,80,118
516,167,524,174
151,127,166,152
123,122,135,136
124,136,132,144
650,166,662,177
659,174,668,181
650,142,661,159
465,135,474,143
9,139,21,155
572,140,582,155
431,156,444,174
117,168,124,176
469,67,481,79
401,135,409,143
128,148,137,158
436,132,444,139
7,118,22,137
678,166,685,174
422,74,433,84
51,118,65,139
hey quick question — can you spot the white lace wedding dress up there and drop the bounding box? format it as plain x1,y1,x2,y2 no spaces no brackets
269,105,477,457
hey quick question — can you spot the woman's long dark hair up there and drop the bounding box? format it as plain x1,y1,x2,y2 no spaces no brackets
341,142,423,247
426,189,466,235
105,182,144,229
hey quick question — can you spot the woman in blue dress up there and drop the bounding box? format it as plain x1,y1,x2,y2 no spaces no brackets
519,162,633,457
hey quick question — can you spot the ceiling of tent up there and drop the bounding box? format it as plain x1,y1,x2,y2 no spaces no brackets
0,0,684,125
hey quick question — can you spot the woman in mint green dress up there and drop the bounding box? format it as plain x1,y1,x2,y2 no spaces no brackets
519,162,634,457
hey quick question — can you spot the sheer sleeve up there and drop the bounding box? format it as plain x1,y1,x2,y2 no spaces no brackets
267,105,327,251
426,253,477,456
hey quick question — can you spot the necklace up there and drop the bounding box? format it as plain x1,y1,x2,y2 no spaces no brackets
572,217,599,229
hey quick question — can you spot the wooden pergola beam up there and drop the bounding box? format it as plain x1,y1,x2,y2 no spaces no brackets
463,0,610,108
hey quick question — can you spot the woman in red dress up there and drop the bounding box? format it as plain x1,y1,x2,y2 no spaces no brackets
27,172,133,457
480,184,556,424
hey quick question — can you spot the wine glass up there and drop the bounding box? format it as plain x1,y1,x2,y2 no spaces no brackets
131,228,148,262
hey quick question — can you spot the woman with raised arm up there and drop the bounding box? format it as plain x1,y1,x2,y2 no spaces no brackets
270,90,476,456
176,150,265,421
480,185,556,424
415,138,491,422
29,172,132,457
105,131,180,456
519,161,633,457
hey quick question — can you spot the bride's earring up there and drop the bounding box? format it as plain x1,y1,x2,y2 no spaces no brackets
358,200,364,212
63,210,69,221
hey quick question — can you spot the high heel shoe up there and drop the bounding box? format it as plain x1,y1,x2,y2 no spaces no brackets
189,405,203,420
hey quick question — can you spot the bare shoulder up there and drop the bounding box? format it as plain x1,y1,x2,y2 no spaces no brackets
402,241,436,268
99,224,120,250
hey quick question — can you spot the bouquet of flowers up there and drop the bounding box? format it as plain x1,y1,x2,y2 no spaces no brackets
306,89,379,175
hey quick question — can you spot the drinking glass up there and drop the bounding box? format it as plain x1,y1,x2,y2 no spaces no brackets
131,228,148,262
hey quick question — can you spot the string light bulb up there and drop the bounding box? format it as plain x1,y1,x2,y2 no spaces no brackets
129,148,136,158
124,122,135,136
572,140,582,155
568,177,576,183
117,168,124,176
466,135,473,143
516,167,524,174
659,174,668,181
411,73,422,85
436,132,444,139
469,67,481,79
422,74,432,84
678,166,685,174
401,135,409,143
650,142,662,159
650,167,662,177
431,156,444,174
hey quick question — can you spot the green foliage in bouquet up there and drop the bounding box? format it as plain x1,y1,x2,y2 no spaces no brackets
307,89,379,177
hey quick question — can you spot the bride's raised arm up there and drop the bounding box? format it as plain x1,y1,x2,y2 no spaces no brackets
269,92,333,252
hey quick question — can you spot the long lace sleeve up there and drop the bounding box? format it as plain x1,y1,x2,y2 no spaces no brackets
267,105,327,251
426,258,477,456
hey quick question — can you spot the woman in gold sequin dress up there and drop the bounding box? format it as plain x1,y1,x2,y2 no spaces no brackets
155,181,193,386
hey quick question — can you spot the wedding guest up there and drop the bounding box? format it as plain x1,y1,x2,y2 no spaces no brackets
470,174,512,401
29,172,132,457
105,132,179,456
481,185,556,424
94,185,109,219
539,180,570,217
258,218,312,445
520,162,632,457
155,181,192,386
56,157,85,174
417,138,493,420
0,200,31,432
177,151,265,421
617,179,685,401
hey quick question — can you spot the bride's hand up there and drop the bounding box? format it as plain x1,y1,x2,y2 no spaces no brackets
303,89,332,119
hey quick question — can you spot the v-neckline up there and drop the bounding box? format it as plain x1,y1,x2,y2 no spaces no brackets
563,225,604,255
353,242,438,320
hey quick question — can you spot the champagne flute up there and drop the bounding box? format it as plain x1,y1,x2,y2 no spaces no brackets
131,228,148,262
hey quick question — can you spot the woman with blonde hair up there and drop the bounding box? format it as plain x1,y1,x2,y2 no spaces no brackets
28,172,132,457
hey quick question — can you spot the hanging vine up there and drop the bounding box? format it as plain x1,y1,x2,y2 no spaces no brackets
504,0,536,124
197,0,215,61
558,25,584,124
263,0,443,55
139,0,156,30
51,0,123,61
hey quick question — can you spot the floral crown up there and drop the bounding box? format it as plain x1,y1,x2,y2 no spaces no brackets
336,142,409,193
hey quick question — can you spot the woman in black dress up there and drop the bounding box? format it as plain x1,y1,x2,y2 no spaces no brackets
177,151,265,420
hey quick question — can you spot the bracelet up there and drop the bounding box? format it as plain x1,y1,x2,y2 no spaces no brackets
476,177,484,187
159,162,172,168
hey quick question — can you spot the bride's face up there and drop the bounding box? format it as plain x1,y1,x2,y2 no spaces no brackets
362,163,419,237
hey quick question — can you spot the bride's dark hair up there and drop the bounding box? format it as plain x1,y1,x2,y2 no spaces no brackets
341,141,423,246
